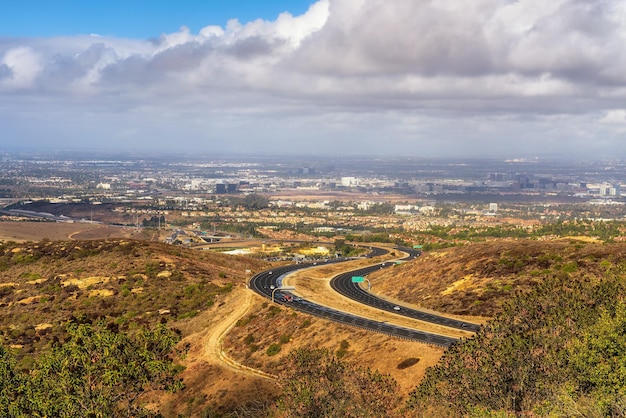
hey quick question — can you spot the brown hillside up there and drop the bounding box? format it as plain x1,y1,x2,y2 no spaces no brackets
222,296,446,399
0,239,269,366
371,239,626,317
0,238,448,415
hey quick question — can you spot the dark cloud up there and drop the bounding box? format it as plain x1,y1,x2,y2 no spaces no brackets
37,43,107,90
293,1,495,77
225,36,285,60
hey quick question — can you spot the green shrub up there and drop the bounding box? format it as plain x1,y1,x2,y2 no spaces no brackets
266,343,281,356
120,284,131,297
267,306,281,318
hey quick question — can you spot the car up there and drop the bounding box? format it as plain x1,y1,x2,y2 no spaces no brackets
393,306,401,311
268,271,273,274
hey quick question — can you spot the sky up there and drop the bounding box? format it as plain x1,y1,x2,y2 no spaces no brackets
1,0,626,158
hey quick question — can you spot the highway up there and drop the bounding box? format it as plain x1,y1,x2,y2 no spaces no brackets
248,247,463,347
330,247,481,333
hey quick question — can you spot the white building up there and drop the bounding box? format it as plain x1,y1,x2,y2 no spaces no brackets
341,177,358,187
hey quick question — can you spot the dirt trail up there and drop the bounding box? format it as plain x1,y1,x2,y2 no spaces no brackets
203,288,277,380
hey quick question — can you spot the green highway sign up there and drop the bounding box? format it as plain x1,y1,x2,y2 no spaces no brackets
351,276,365,283
413,245,423,249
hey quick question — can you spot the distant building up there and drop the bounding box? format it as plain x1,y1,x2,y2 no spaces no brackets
599,184,621,197
395,204,419,214
341,177,358,187
489,203,498,213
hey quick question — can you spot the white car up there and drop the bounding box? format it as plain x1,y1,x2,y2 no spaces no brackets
393,306,401,311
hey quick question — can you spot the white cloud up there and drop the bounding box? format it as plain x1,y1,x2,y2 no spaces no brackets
2,0,626,157
1,47,41,88
601,109,626,124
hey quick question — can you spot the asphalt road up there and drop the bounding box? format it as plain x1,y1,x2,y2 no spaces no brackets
248,247,461,347
330,247,481,333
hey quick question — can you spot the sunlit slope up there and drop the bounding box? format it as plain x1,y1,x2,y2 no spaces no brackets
0,239,269,363
371,239,626,317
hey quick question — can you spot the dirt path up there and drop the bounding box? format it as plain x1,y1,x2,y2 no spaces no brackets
203,288,277,380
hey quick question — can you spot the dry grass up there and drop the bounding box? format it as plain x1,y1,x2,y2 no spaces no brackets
6,233,617,415
0,221,125,242
371,239,626,317
223,293,446,397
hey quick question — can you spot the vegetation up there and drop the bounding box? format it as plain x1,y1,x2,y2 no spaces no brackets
373,240,626,318
358,202,395,215
0,239,267,368
142,215,166,228
420,219,626,242
273,348,401,417
6,231,626,416
344,233,407,245
333,239,362,257
405,262,626,416
0,320,183,417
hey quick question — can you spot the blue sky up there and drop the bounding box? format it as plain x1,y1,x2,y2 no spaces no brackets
0,1,314,38
1,0,626,158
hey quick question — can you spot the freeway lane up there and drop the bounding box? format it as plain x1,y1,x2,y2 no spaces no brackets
248,247,459,347
330,246,481,333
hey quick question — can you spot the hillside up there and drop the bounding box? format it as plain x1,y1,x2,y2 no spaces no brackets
5,237,626,416
404,242,626,416
0,239,268,366
0,238,452,415
371,239,626,317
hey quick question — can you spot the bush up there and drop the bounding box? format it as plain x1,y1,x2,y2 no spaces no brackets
336,340,349,358
0,322,184,417
266,343,281,357
275,348,400,417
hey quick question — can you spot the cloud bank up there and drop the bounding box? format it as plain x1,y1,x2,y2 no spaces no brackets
2,0,626,157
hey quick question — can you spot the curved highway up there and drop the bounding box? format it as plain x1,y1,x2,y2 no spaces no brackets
248,247,460,347
330,246,481,333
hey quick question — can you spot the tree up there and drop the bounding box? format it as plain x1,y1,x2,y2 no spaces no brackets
240,194,269,210
273,348,401,417
0,344,28,417
4,321,185,417
567,301,626,413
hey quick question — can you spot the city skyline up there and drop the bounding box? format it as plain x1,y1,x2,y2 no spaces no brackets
2,1,626,158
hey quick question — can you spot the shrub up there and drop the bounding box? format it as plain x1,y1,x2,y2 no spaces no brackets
266,343,281,356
